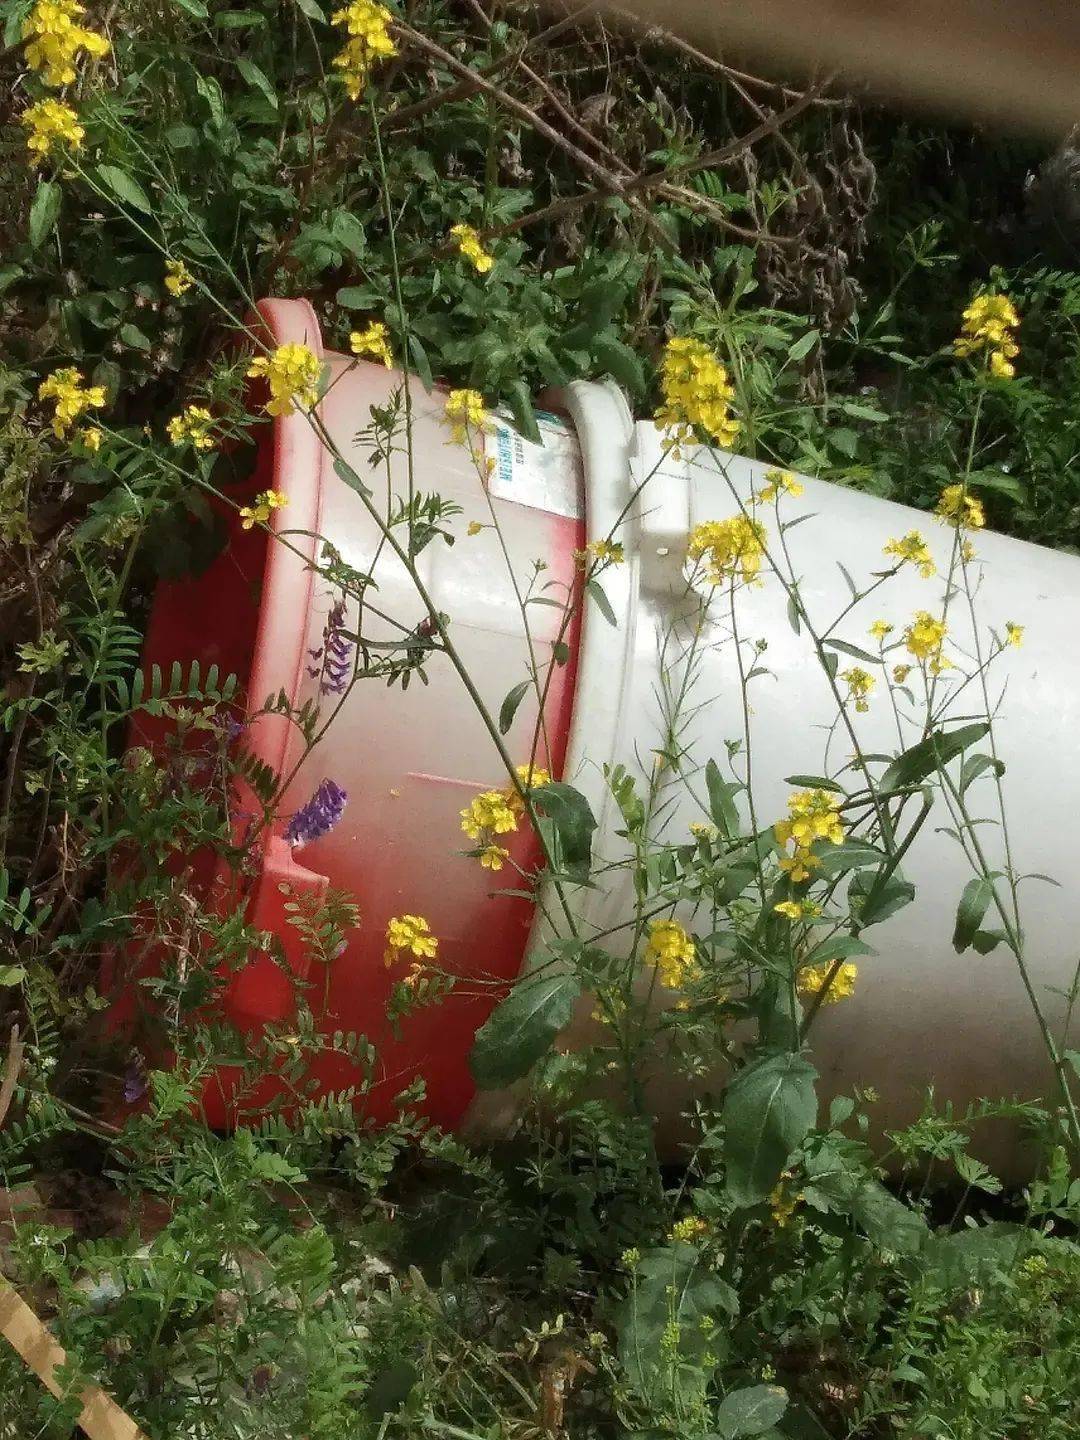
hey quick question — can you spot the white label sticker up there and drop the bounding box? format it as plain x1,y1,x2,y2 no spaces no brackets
486,408,583,520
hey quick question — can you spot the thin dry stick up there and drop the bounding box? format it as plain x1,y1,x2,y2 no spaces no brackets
0,1025,23,1130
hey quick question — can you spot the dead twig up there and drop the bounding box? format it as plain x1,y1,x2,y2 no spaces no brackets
0,1026,23,1131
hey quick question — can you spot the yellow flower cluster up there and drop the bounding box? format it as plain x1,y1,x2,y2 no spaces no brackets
904,611,948,669
797,960,858,1004
935,482,985,530
840,666,875,713
574,538,624,568
38,366,105,437
164,259,194,297
770,1184,801,1227
883,529,935,579
239,488,287,529
23,0,109,88
869,619,893,641
21,97,84,163
247,342,322,417
646,918,700,990
450,223,494,275
167,404,214,451
349,321,393,368
460,765,552,857
756,468,804,503
384,913,438,966
654,336,739,452
775,789,844,883
954,292,1020,380
774,899,821,921
669,1215,708,1243
687,515,767,587
78,425,101,452
445,388,487,444
330,0,396,102
1005,621,1024,649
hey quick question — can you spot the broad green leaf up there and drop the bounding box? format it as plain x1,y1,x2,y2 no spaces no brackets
814,839,884,876
823,637,883,666
294,0,325,19
469,970,581,1088
592,334,646,396
29,180,61,250
505,379,542,444
879,722,990,793
724,1050,817,1208
533,781,596,883
804,1142,927,1254
787,329,819,362
96,165,153,213
586,578,617,627
806,934,875,968
848,869,915,928
959,751,1005,795
618,1243,737,1399
714,1384,789,1438
783,774,845,794
0,966,27,986
407,334,433,392
498,679,530,734
952,874,995,953
705,759,741,839
237,57,278,108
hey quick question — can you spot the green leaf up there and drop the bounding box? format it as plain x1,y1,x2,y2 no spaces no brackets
0,966,27,986
618,1244,737,1399
782,774,845,794
336,285,378,309
294,0,325,19
714,1385,789,1438
96,165,153,213
848,870,915,928
952,875,995,953
28,180,61,250
839,399,889,422
724,1051,817,1208
333,456,372,498
591,334,646,396
237,57,279,108
823,637,883,666
705,759,742,839
959,752,1005,796
879,722,990,793
814,839,885,876
505,380,542,444
804,1142,927,1254
806,934,875,968
119,323,152,352
469,969,581,1087
498,680,531,735
586,578,617,627
533,781,596,883
972,928,1005,955
0,264,23,294
407,334,433,392
787,329,819,362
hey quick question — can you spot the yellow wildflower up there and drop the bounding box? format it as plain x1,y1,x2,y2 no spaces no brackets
646,918,700,989
239,488,287,529
961,538,977,563
38,366,105,437
466,520,484,536
504,763,552,817
166,404,215,451
840,666,875,713
1005,621,1024,649
688,821,717,841
654,336,739,452
449,223,494,275
775,789,843,885
574,537,625,568
883,530,935,578
756,467,804,503
935,482,985,530
21,98,84,164
797,960,858,1004
78,425,102,453
460,789,518,841
904,610,947,664
247,343,322,417
349,321,393,368
687,515,766,586
330,0,396,101
892,664,912,684
869,619,893,641
444,388,487,444
164,259,194,297
669,1216,708,1243
954,292,1020,379
479,843,510,871
384,913,438,965
23,0,109,88
770,1184,801,1227
774,899,821,921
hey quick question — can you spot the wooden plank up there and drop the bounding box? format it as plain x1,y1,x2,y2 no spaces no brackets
0,1282,148,1440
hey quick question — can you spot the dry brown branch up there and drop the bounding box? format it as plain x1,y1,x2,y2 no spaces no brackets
0,1026,24,1131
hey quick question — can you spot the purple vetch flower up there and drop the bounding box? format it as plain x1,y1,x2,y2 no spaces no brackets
284,778,347,847
123,1055,147,1105
307,598,354,693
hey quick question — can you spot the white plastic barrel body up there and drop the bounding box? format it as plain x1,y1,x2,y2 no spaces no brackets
469,379,1080,1167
